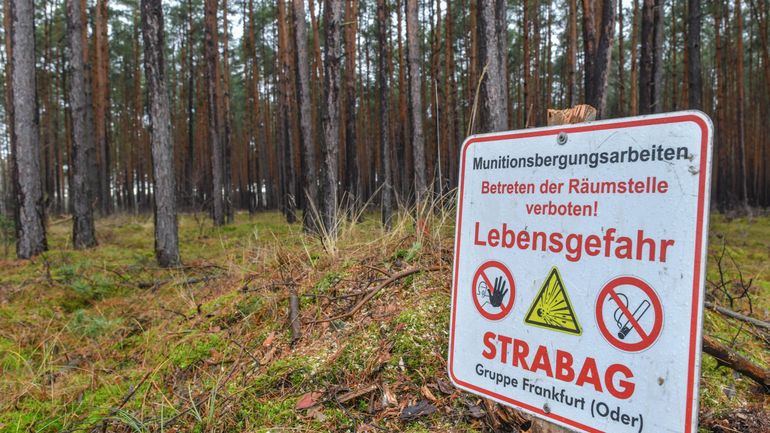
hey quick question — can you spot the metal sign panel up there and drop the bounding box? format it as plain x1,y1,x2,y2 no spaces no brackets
448,112,713,433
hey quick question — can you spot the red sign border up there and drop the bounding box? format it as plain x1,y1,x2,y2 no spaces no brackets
595,275,664,352
471,260,516,321
448,112,712,433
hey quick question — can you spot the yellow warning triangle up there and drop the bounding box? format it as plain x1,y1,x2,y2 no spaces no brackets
524,267,582,335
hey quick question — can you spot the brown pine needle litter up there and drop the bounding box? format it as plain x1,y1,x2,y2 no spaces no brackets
0,209,768,432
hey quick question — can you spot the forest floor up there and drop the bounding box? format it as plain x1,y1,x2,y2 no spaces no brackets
0,208,768,433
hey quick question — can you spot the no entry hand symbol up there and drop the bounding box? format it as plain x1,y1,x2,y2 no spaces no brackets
472,261,515,321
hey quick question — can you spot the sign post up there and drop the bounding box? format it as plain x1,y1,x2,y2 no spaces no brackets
448,112,713,433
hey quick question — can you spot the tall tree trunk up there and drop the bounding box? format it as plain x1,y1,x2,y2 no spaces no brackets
406,0,427,203
10,0,47,258
567,0,578,106
94,0,110,215
617,0,625,114
686,0,701,110
630,0,639,115
344,0,359,215
67,0,97,248
321,0,343,236
639,0,660,114
222,0,234,222
278,0,297,223
204,0,224,225
141,0,180,267
477,0,509,131
185,0,195,207
378,0,393,229
734,0,749,210
583,0,616,117
293,0,320,231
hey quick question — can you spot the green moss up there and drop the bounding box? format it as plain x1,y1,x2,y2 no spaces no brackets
388,291,450,380
237,398,297,430
170,334,225,369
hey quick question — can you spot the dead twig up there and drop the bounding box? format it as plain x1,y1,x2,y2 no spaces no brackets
705,302,770,332
137,275,214,290
311,266,442,324
702,335,769,390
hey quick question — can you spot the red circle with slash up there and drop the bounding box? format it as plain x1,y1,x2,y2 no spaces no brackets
596,276,664,352
472,261,515,321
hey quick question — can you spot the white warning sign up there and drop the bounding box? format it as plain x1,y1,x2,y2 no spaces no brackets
448,112,713,433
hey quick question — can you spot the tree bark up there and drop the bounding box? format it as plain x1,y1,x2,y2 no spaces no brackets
477,0,509,132
10,0,47,258
141,0,180,267
406,0,427,203
321,0,343,237
378,0,393,230
67,0,97,249
204,0,224,225
343,0,359,215
567,0,578,107
734,0,749,210
630,0,639,115
221,0,234,223
94,0,111,215
583,0,616,118
293,0,320,231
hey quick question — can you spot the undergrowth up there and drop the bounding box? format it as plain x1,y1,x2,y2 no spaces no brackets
0,208,766,432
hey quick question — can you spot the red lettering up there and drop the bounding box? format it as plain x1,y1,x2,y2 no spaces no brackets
482,332,496,360
502,224,515,248
529,345,554,377
606,364,635,399
576,357,603,392
555,350,575,382
498,335,512,364
512,339,530,370
474,222,486,246
489,229,500,246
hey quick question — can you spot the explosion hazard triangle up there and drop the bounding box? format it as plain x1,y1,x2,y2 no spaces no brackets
524,267,582,335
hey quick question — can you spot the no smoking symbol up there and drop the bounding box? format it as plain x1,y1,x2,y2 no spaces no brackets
596,276,663,352
472,261,515,321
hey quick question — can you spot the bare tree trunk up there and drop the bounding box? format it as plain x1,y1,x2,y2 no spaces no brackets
630,0,639,115
67,0,97,248
734,0,749,210
222,0,234,223
639,0,656,114
567,0,578,106
204,0,224,225
94,0,111,215
10,0,47,258
293,0,320,231
278,0,297,223
583,0,616,117
406,0,427,203
321,0,343,237
141,0,180,267
477,0,509,132
617,0,625,114
377,0,393,230
343,0,359,216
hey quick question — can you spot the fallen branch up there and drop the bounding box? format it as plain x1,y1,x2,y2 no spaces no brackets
137,275,213,290
705,302,770,332
702,335,769,389
312,266,442,323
